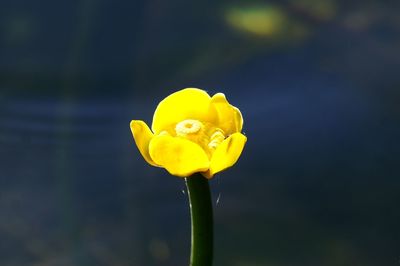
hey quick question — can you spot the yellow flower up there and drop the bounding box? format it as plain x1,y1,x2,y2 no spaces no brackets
130,88,247,178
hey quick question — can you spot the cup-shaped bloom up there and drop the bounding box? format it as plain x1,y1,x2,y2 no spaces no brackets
130,88,247,178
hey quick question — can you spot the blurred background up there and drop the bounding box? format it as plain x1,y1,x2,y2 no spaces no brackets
1,0,399,265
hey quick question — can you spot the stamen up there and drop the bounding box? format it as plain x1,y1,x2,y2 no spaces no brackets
208,129,225,149
210,131,224,142
208,140,220,149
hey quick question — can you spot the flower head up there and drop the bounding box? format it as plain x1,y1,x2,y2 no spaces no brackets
130,88,247,178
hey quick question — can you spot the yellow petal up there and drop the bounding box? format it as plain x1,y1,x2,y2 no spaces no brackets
151,88,218,134
149,135,210,177
205,132,247,178
210,93,243,135
130,120,157,166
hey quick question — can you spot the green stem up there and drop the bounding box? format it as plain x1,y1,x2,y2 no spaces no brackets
185,173,213,266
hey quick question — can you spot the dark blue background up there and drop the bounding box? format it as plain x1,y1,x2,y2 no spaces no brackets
1,1,399,265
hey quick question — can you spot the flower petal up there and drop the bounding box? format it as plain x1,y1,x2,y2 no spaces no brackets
130,120,157,166
149,135,210,177
151,88,218,134
205,132,247,178
210,93,243,135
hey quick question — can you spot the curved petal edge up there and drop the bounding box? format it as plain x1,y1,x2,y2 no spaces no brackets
130,120,158,166
210,93,243,135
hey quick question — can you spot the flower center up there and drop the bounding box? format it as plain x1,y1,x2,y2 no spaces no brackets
175,119,203,136
173,119,226,158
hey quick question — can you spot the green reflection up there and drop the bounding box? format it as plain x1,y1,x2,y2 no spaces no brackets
223,3,311,44
225,5,288,37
